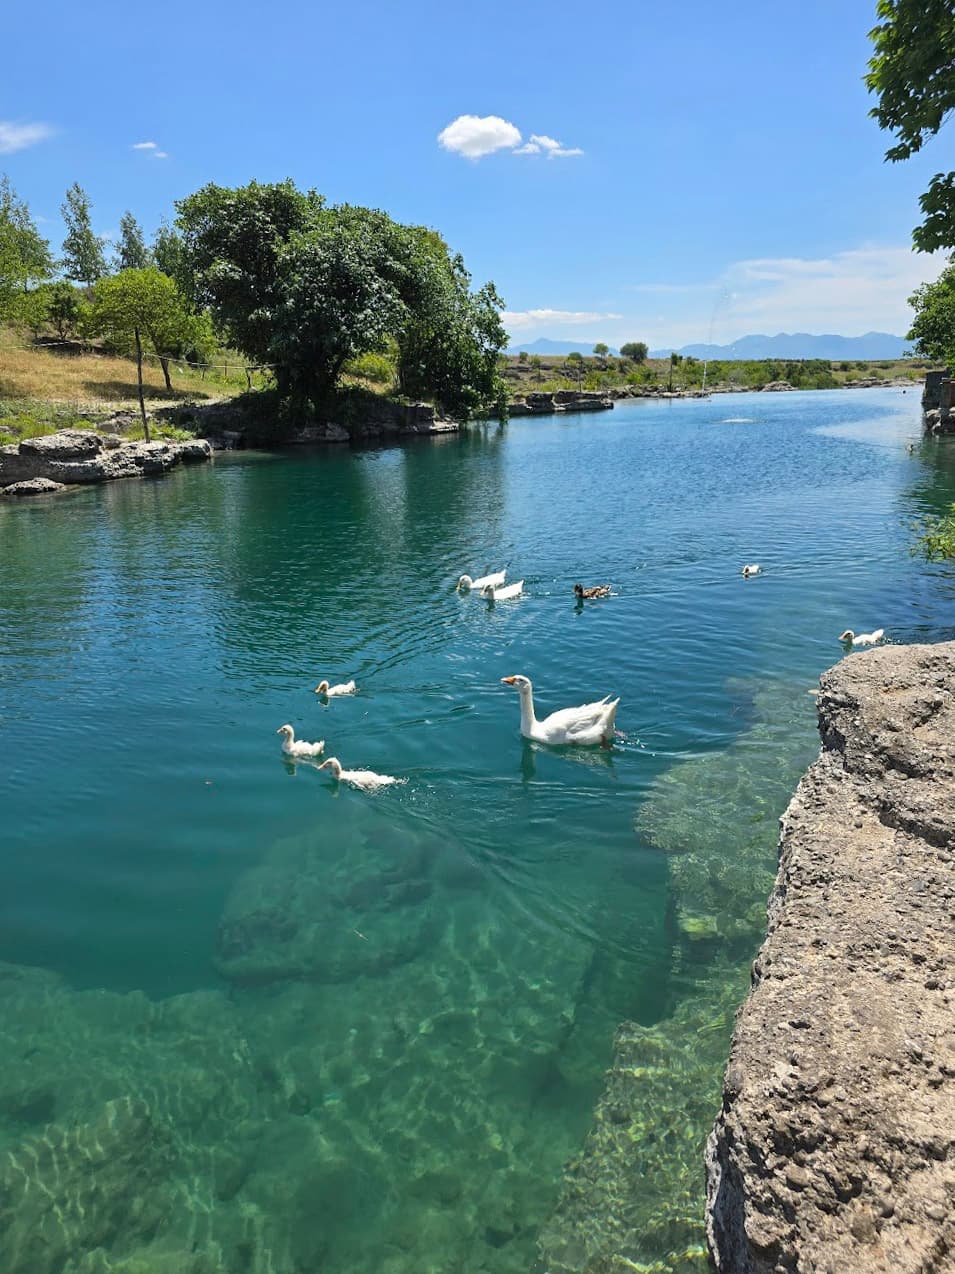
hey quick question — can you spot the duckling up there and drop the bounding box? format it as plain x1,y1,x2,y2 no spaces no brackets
318,756,405,791
574,583,612,600
276,725,325,758
314,679,357,698
741,564,761,578
839,628,885,647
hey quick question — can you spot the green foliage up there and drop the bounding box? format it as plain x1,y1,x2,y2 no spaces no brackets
907,261,955,364
115,212,150,271
61,183,107,285
344,350,395,386
152,221,192,294
517,350,527,363
0,175,53,323
913,503,955,559
620,341,648,362
176,179,506,418
88,268,207,364
566,351,583,363
272,213,406,403
593,342,609,358
866,0,955,251
176,179,326,372
32,281,88,341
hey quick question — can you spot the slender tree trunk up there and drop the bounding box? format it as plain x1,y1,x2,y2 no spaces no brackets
134,326,149,441
159,355,172,392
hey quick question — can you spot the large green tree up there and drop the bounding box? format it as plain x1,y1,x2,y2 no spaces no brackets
176,179,506,416
0,175,53,323
61,183,107,285
89,268,213,435
176,179,325,382
907,262,955,364
866,0,955,251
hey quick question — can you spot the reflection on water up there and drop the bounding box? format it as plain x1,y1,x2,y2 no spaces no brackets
1,389,954,1271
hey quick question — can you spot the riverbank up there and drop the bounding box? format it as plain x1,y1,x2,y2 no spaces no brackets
706,641,955,1271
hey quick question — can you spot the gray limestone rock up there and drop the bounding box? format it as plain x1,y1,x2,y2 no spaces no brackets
0,429,212,487
705,642,955,1273
0,477,67,497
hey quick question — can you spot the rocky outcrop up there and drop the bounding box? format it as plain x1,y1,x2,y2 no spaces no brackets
0,429,212,488
706,642,955,1273
509,390,615,416
0,477,67,497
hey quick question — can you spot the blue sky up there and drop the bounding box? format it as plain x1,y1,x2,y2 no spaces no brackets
2,0,949,347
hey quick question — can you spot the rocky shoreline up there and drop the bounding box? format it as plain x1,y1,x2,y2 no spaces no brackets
0,428,212,496
706,642,955,1272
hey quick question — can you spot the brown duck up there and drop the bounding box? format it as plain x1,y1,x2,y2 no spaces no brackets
574,583,612,601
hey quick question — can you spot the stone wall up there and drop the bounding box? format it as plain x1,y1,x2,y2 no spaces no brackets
706,642,955,1272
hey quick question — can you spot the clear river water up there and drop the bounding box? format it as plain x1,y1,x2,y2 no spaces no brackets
1,388,954,1273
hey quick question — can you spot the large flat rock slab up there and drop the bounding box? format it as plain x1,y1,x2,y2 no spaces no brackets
706,642,955,1273
0,428,212,488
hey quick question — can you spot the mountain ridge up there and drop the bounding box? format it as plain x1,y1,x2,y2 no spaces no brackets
652,331,909,360
505,332,911,360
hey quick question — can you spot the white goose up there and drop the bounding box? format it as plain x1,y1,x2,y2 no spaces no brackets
277,724,325,758
458,570,506,593
741,564,761,577
501,675,619,746
482,580,524,601
318,756,405,791
315,679,357,698
839,628,885,647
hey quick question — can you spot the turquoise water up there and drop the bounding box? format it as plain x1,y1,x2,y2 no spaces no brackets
1,388,954,1272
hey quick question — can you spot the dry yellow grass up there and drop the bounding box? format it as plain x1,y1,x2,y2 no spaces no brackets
0,337,251,410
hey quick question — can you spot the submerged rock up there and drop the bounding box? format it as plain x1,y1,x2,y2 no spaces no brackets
636,680,817,947
706,642,955,1272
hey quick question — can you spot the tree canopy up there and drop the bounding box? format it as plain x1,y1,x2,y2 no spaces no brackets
0,175,53,323
175,179,506,415
88,268,214,428
115,212,150,271
61,183,107,285
620,341,648,362
866,0,955,251
907,263,955,364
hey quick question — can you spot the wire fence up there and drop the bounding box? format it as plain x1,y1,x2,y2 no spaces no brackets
20,339,278,387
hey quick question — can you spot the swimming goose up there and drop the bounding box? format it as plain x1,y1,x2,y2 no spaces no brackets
741,564,761,577
574,583,612,600
482,580,524,601
839,628,885,647
277,724,325,758
315,679,357,698
458,570,506,593
501,674,619,746
318,756,405,791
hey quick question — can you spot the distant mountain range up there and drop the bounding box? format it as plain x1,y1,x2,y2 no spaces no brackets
648,332,909,361
504,338,620,357
505,332,911,361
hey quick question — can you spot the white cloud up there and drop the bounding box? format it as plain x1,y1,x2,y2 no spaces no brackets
132,140,169,160
504,308,623,332
438,116,583,160
437,115,522,159
524,133,583,158
720,245,949,336
0,121,53,155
